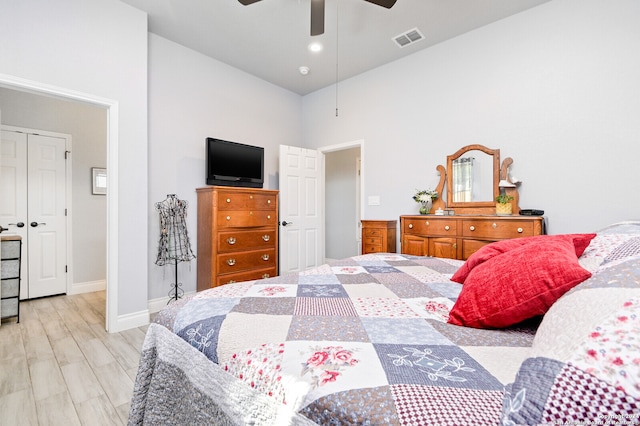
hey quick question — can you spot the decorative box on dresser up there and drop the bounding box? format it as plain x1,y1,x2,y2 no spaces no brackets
197,186,278,291
361,220,397,254
400,215,544,260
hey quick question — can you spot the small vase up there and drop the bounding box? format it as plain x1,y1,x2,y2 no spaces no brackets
419,199,433,215
496,202,512,216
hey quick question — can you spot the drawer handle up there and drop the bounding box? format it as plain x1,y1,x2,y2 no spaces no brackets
444,225,450,231
469,226,475,231
227,259,236,266
227,237,236,245
250,195,253,199
262,273,270,279
267,215,271,220
408,223,413,229
267,200,271,204
425,221,430,226
262,234,270,242
227,280,236,284
492,222,498,229
226,216,231,221
226,198,231,203
517,227,524,233
262,254,270,261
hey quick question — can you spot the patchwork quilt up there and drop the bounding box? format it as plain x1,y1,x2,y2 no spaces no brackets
129,254,538,425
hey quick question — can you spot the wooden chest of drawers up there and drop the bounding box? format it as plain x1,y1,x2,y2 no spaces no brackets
361,220,397,254
197,186,278,290
400,215,544,260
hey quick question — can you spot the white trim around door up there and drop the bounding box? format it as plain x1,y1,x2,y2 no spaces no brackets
0,73,122,332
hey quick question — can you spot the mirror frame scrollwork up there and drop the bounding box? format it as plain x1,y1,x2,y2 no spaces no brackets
431,144,520,215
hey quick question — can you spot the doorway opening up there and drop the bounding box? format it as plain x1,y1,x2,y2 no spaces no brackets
0,75,118,332
320,140,364,263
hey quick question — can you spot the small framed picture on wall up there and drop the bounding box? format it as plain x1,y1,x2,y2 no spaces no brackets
92,167,107,195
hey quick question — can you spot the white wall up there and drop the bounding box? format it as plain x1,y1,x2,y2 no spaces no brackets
0,0,148,326
0,88,107,287
302,0,640,234
147,34,303,300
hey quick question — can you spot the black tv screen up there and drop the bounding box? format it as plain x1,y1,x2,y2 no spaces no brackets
206,138,264,188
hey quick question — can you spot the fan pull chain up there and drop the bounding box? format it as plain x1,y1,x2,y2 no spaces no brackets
335,0,339,117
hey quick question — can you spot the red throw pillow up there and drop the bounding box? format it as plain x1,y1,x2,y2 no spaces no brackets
447,237,592,329
450,234,596,284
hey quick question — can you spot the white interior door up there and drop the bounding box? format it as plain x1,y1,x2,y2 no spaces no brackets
278,145,323,273
27,134,67,298
0,129,67,299
1,130,29,297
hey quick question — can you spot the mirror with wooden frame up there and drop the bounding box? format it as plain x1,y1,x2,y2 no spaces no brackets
431,144,520,215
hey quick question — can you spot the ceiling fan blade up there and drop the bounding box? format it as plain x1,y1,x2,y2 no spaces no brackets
310,0,325,36
363,0,397,8
238,0,262,5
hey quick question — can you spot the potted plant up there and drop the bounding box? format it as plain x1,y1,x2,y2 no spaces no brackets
495,194,514,216
413,189,438,214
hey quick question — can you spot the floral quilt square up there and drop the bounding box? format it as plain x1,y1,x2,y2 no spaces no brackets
243,284,298,298
280,341,387,410
375,343,502,390
403,297,455,322
332,265,368,275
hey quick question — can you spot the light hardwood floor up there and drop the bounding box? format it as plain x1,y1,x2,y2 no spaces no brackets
0,291,148,426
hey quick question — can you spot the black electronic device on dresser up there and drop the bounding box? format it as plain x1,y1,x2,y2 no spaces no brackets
206,138,264,188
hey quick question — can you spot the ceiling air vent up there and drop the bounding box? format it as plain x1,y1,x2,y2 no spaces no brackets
393,28,424,48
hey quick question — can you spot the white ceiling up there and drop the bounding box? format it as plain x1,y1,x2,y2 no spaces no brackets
120,0,550,95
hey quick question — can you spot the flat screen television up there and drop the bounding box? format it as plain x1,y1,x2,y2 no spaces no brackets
206,138,264,188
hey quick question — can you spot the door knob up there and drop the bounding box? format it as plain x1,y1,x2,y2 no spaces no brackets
0,225,6,233
281,221,293,227
30,222,47,227
9,222,25,228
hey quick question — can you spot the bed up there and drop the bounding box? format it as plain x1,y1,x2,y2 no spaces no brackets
129,221,640,425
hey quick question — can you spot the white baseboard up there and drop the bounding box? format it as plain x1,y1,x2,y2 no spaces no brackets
147,291,195,314
112,309,150,333
69,279,106,295
109,291,196,333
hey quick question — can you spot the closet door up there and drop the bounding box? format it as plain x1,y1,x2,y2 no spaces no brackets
27,134,67,298
0,130,67,299
0,130,28,298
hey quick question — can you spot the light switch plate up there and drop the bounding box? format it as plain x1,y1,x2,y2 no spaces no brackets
368,196,380,206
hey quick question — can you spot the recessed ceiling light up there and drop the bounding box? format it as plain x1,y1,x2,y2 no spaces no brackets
308,42,323,53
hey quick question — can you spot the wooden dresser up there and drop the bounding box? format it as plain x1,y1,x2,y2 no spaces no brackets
197,186,278,291
361,220,397,254
400,215,544,260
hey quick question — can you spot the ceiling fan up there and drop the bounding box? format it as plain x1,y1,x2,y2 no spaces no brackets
238,0,398,36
